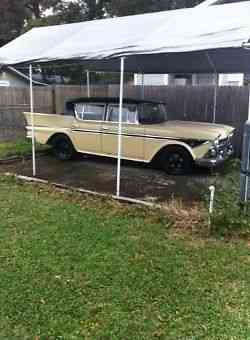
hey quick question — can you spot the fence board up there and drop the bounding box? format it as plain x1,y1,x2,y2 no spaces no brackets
54,85,109,114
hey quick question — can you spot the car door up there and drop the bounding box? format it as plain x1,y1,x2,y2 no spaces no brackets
71,102,105,154
101,103,144,161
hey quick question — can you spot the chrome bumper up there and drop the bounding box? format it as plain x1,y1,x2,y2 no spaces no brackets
195,149,234,168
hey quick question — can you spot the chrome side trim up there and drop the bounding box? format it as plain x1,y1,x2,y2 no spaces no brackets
71,128,192,142
76,149,147,163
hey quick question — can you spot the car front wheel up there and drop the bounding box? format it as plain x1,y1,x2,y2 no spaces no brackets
160,147,193,175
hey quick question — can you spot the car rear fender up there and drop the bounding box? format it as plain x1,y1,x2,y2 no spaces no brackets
47,132,73,146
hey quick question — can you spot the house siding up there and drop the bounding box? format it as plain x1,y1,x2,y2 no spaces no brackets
0,71,28,87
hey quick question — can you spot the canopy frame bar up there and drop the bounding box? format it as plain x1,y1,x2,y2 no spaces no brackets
116,57,125,198
86,70,91,98
29,64,36,177
205,52,218,124
241,43,250,121
141,73,145,100
248,88,250,121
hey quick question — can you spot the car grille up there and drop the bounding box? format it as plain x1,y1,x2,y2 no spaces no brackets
218,136,233,156
219,136,232,148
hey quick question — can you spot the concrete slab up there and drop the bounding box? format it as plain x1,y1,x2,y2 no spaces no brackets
0,154,220,204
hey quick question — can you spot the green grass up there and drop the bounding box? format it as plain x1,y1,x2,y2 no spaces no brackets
0,177,250,339
0,139,49,159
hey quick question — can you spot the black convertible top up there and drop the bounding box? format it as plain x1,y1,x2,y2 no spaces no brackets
65,97,164,114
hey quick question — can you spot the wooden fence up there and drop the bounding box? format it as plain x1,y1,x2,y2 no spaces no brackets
0,86,53,140
0,85,249,155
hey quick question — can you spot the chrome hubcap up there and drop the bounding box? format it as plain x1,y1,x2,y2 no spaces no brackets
168,153,185,170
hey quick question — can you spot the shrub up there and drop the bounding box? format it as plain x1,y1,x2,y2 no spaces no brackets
209,161,250,236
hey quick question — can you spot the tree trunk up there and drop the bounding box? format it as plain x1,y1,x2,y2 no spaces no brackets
31,0,41,18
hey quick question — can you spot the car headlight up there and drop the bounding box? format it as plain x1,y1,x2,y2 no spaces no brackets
213,137,220,148
206,137,220,158
208,147,218,158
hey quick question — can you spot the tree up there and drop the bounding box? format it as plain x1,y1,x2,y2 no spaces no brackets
25,1,85,30
24,0,61,19
0,0,27,46
105,0,203,17
0,0,65,47
54,1,89,22
84,0,107,20
24,0,105,30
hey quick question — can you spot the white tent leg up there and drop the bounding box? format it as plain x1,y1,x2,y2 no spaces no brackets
29,64,36,177
116,57,125,198
205,52,218,124
248,87,250,121
213,73,218,123
242,87,250,202
87,70,90,98
141,73,145,99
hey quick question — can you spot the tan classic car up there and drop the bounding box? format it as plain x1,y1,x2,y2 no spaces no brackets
24,97,235,175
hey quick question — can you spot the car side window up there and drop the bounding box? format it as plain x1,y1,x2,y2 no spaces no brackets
107,104,138,124
138,103,167,124
74,103,105,121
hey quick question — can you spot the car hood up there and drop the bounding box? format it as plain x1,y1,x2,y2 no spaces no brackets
144,120,234,141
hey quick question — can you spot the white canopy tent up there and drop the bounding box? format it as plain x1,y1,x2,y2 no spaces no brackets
0,2,250,71
0,1,250,198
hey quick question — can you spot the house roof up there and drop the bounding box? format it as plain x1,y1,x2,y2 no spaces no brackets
3,66,48,86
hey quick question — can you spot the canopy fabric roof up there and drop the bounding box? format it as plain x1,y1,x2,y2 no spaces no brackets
0,1,249,73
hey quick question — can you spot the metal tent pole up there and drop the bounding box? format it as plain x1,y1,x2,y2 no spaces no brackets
86,70,90,98
248,87,250,121
141,73,145,100
116,57,125,198
29,64,36,177
205,52,218,124
244,95,250,202
213,73,218,123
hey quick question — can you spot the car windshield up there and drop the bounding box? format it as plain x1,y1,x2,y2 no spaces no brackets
139,103,167,124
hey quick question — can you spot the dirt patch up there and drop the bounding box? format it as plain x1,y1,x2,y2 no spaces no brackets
162,199,207,230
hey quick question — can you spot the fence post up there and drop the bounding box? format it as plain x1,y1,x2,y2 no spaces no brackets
52,86,56,114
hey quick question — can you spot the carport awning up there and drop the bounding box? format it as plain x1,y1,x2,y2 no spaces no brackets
0,1,249,73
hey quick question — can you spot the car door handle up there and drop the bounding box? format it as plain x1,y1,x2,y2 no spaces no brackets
102,127,110,131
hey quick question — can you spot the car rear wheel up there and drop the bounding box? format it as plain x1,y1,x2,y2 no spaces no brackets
160,147,193,175
53,136,76,161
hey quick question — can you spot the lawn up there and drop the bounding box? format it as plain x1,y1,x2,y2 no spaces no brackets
0,138,49,159
0,176,250,339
